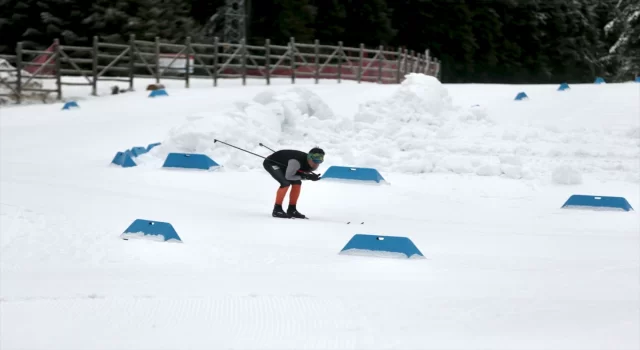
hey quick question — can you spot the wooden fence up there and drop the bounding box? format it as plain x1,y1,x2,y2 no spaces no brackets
0,35,441,105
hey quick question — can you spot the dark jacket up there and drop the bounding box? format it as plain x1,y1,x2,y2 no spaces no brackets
265,150,313,181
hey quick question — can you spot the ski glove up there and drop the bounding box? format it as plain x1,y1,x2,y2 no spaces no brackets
307,173,321,181
299,172,320,181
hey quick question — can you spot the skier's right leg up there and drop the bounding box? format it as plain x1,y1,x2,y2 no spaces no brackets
263,159,292,217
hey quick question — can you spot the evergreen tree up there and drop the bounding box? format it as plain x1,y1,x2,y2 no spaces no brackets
501,0,546,83
82,0,142,44
131,0,196,42
190,0,225,26
388,0,475,83
605,0,640,80
308,0,347,45
339,0,395,48
467,3,502,82
0,0,39,52
0,0,92,52
249,0,315,45
0,0,636,83
536,0,602,83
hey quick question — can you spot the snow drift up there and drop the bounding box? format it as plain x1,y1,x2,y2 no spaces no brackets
138,73,639,183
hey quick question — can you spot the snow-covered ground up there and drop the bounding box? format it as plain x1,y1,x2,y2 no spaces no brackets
1,75,639,350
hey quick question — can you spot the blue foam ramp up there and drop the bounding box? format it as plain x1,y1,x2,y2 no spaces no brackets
121,219,182,242
62,101,79,110
594,77,605,84
339,234,424,259
162,153,219,170
557,83,570,91
149,89,168,97
130,146,148,157
321,166,386,184
147,142,161,151
111,151,136,167
514,92,528,100
561,195,633,212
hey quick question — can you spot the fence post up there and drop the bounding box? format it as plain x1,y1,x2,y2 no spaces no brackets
337,41,343,83
129,34,135,91
185,36,191,88
155,36,160,83
377,45,383,84
314,39,319,84
424,49,431,75
411,50,417,72
403,49,408,76
213,37,218,87
265,39,271,85
289,37,295,84
91,36,98,96
54,38,62,100
241,38,246,86
16,42,23,104
358,43,364,83
396,48,402,84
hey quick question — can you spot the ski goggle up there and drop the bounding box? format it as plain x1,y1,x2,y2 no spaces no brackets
308,153,324,164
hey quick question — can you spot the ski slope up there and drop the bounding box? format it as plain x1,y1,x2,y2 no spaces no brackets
1,75,639,350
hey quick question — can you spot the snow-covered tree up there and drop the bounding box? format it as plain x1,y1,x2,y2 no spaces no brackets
604,0,640,80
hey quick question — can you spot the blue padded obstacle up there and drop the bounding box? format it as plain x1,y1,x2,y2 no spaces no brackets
321,166,386,184
111,143,161,168
594,77,605,84
111,151,136,167
635,76,640,83
162,152,219,170
339,234,424,259
557,83,570,91
147,142,161,151
121,219,182,242
514,92,528,100
149,89,168,98
62,101,79,110
130,146,148,157
561,195,634,212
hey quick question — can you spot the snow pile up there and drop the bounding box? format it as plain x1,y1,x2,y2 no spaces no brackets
551,164,583,185
141,73,482,175
354,73,453,126
140,73,638,183
137,86,350,170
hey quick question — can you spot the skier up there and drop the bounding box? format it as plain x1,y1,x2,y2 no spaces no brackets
263,147,324,218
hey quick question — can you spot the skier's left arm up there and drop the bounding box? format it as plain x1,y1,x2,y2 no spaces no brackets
284,159,303,181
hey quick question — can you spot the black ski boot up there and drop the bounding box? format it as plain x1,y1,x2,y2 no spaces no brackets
287,205,307,219
272,204,291,218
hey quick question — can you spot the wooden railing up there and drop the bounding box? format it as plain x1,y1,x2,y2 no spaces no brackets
0,36,441,105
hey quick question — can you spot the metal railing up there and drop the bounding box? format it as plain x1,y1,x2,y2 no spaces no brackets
0,35,441,105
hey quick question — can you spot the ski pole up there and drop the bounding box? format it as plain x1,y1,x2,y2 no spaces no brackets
258,142,276,153
214,139,267,160
256,142,319,176
214,138,316,175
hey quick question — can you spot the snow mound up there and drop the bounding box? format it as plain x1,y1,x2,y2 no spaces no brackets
552,165,583,185
139,73,638,183
626,126,640,139
354,73,453,125
140,74,467,173
137,87,349,170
